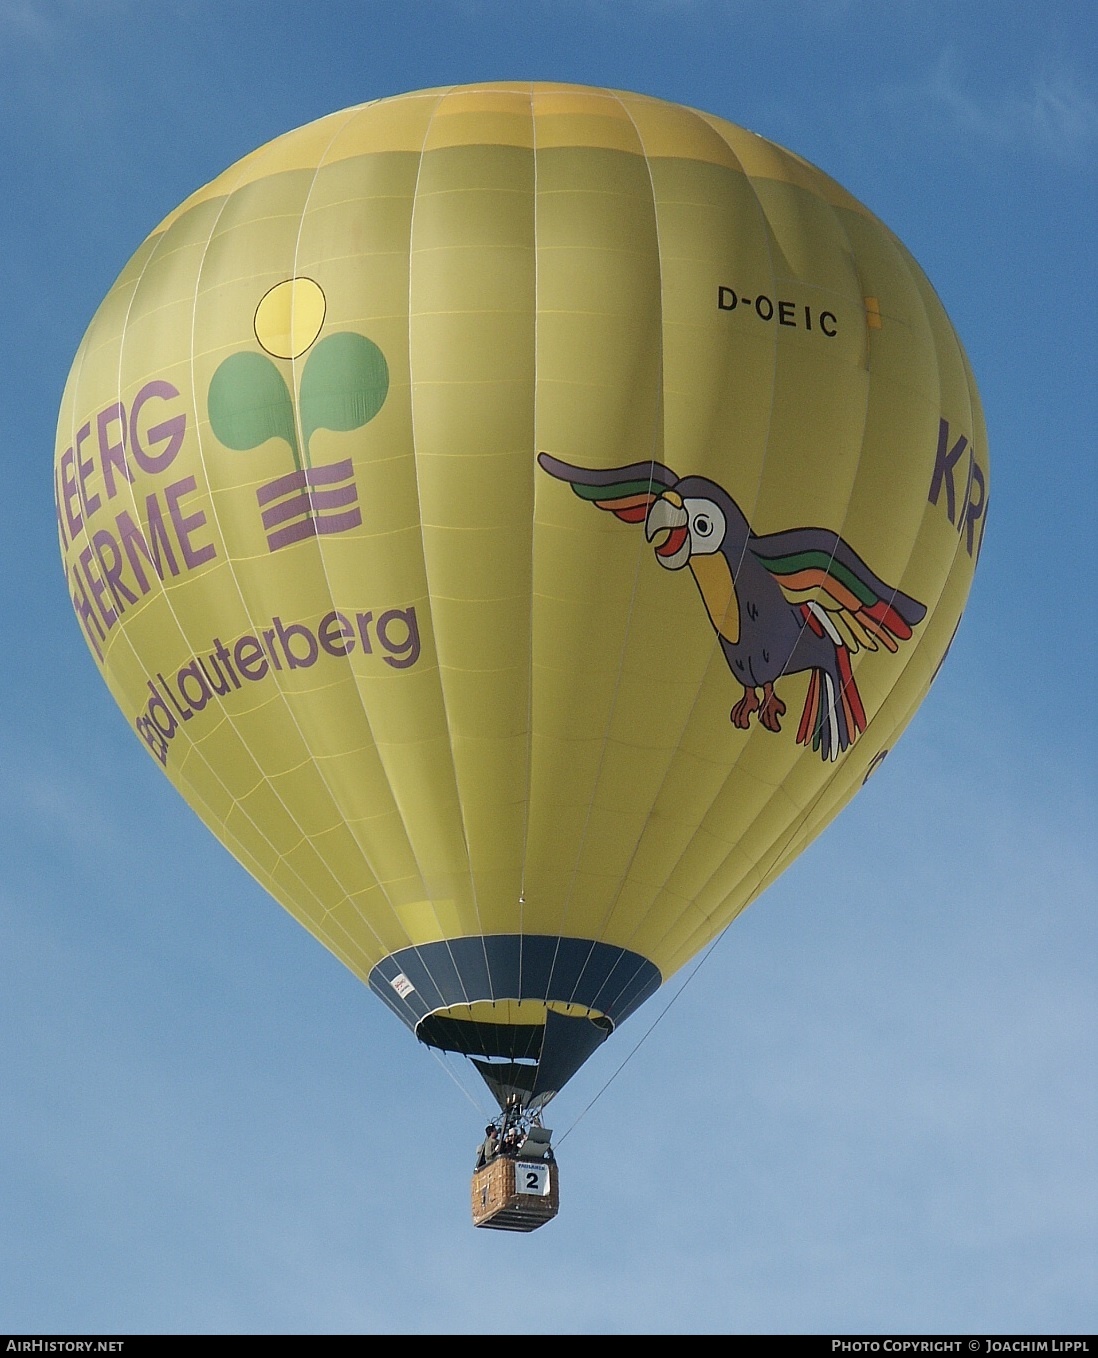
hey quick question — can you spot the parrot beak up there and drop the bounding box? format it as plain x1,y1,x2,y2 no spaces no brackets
645,493,691,570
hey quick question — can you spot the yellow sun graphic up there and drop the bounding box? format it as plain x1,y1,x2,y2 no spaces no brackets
253,276,326,360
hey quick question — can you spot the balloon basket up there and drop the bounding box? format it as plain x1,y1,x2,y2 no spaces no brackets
471,1156,559,1232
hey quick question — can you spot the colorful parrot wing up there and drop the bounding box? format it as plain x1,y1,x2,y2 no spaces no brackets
537,453,679,523
750,525,926,655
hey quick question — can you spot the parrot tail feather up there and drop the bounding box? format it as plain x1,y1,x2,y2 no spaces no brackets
797,655,865,762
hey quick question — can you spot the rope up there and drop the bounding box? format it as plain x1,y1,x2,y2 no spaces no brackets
426,1044,493,1117
555,927,728,1146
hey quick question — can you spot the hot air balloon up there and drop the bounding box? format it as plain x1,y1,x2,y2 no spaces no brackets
54,83,987,1227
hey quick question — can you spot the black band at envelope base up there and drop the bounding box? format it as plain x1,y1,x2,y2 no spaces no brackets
368,935,662,1105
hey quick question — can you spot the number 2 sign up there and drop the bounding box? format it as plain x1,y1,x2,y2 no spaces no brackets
515,1162,550,1196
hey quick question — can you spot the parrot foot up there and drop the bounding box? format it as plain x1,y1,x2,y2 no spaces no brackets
731,687,760,729
759,682,786,733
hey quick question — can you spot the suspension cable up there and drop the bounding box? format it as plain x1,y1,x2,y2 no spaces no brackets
425,1043,492,1117
556,928,727,1146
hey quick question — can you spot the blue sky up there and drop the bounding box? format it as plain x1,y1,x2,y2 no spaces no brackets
1,0,1095,1335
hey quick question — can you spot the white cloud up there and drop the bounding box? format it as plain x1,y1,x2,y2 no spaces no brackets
0,743,123,854
0,0,128,49
0,0,60,46
884,47,1098,166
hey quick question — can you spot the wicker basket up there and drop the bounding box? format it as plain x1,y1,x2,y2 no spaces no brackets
471,1155,559,1231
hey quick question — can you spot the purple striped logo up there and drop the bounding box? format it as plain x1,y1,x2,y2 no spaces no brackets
256,459,361,552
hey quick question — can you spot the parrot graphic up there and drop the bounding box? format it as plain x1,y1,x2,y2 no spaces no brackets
538,453,926,762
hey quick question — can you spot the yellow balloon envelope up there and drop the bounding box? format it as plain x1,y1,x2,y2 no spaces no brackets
54,84,988,1109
